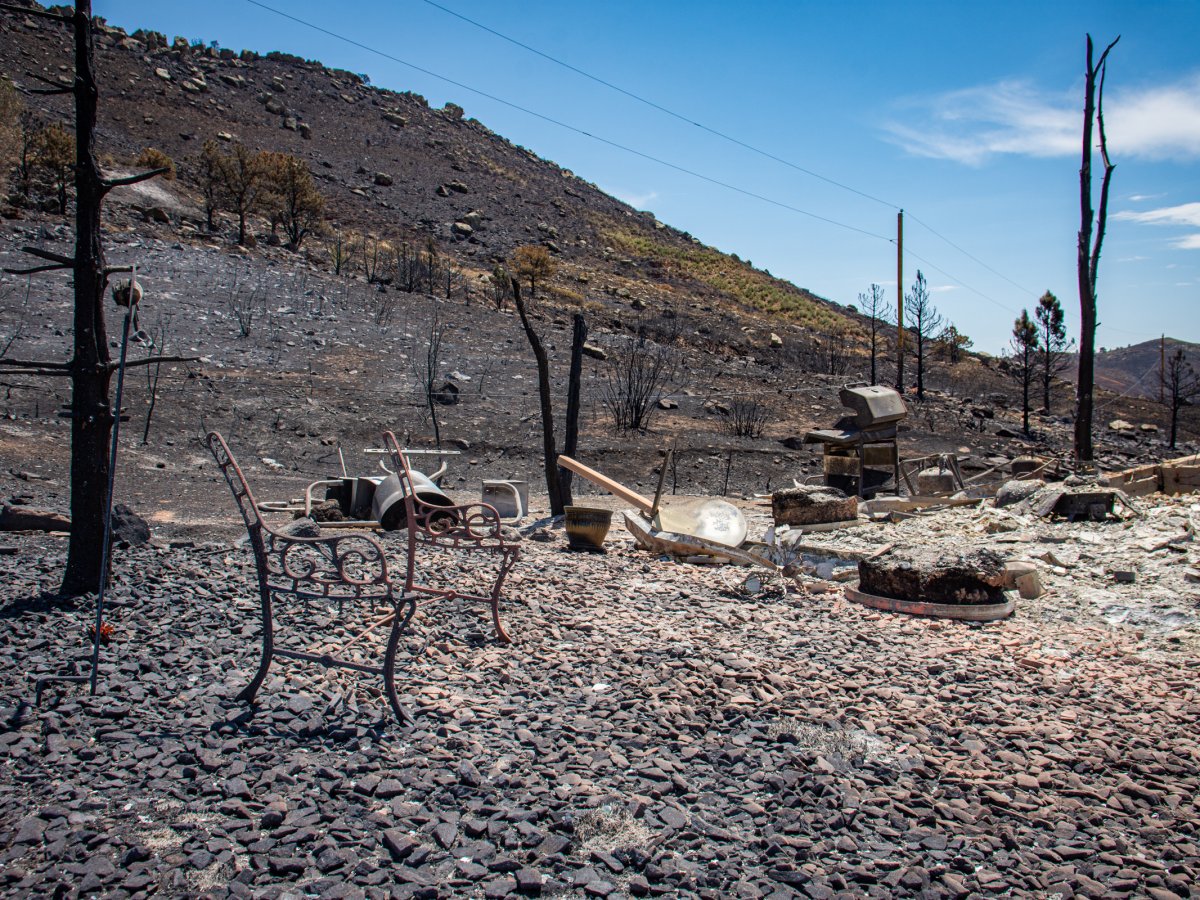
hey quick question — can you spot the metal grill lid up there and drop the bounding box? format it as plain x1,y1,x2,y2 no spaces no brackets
838,384,907,428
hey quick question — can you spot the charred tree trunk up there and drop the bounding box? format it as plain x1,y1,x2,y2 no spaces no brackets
1074,34,1119,466
558,313,587,507
62,0,113,596
512,279,563,515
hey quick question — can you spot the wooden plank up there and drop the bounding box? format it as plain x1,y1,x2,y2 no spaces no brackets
558,455,653,512
1163,465,1200,496
1120,477,1161,498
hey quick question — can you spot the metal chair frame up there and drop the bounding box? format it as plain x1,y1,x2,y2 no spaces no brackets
381,431,519,642
206,432,416,724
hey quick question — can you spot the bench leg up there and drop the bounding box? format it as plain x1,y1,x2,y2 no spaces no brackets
383,594,418,726
236,582,274,705
489,551,520,644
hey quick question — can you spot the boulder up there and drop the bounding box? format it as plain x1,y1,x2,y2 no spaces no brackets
373,172,393,187
284,517,321,538
769,332,784,348
110,504,150,546
433,382,460,406
582,344,608,361
995,478,1044,508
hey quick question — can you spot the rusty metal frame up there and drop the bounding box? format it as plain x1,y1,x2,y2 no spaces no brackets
206,432,416,724
381,431,519,643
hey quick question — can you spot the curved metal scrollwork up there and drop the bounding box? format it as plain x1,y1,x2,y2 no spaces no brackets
206,431,413,724
381,431,520,643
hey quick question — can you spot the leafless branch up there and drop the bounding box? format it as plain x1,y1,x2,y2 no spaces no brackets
0,3,71,21
103,265,134,276
0,368,70,378
0,358,70,370
101,167,169,193
114,355,199,371
20,246,74,266
1090,41,1119,285
3,263,70,275
23,71,73,95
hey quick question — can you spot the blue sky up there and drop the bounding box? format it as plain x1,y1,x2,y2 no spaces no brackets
96,0,1199,353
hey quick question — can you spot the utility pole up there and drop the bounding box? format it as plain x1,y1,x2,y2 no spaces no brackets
896,209,904,393
1160,333,1165,404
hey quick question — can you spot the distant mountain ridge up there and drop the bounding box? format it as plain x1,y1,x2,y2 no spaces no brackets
1070,338,1200,400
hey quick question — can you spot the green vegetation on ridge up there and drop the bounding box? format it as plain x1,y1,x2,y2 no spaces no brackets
601,223,854,334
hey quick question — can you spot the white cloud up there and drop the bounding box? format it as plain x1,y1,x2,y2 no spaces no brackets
1127,193,1164,202
929,284,958,293
609,188,658,209
1114,202,1200,250
885,73,1200,165
1113,202,1200,227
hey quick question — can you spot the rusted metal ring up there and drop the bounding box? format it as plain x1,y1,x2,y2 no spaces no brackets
844,584,1015,622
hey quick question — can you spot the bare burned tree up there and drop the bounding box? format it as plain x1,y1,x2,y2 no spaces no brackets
1165,348,1200,450
1035,290,1073,413
511,277,563,515
1008,310,1039,436
140,310,172,445
0,1,186,595
602,317,681,432
904,270,942,400
724,397,770,439
411,303,448,448
1075,34,1120,465
860,283,887,385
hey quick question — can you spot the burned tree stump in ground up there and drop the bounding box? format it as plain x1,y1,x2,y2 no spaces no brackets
858,547,1007,605
772,485,857,527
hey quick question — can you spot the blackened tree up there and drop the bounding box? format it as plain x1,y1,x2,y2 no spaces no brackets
904,270,942,400
1009,310,1039,435
859,283,887,385
1035,290,1072,413
1075,34,1120,464
1165,348,1200,450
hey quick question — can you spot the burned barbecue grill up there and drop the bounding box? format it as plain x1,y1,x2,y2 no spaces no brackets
804,384,906,498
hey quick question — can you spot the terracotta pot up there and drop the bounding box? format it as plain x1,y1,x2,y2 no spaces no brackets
564,506,613,551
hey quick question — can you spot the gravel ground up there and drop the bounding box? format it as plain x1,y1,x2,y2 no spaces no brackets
1,507,1198,899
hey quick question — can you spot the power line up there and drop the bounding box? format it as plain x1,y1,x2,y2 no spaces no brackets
417,0,1047,306
905,212,1037,298
241,0,891,243
899,246,1020,316
416,0,899,211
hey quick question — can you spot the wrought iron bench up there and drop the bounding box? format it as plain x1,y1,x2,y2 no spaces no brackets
381,431,520,642
206,431,416,724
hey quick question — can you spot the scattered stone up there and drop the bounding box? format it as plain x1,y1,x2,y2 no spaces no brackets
0,505,69,532
374,172,393,187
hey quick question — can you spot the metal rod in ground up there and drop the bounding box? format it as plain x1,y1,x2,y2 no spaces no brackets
88,274,138,696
